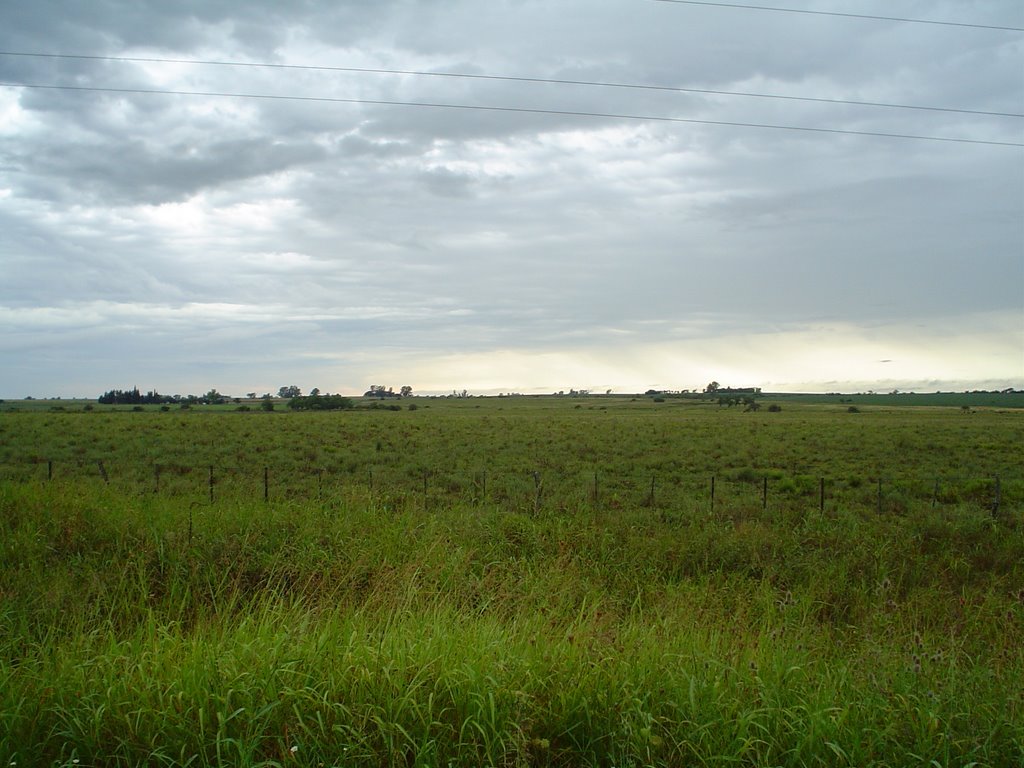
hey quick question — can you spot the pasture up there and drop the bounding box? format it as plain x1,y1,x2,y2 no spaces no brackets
1,397,1022,766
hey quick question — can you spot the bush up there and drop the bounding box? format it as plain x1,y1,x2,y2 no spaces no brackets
261,399,275,412
236,405,251,412
848,406,860,413
767,404,782,412
287,395,353,411
132,406,144,412
408,403,419,411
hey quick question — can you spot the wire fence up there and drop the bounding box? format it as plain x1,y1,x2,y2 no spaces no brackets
1,458,1016,518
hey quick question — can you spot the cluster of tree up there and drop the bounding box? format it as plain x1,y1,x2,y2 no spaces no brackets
287,393,354,411
98,387,232,405
98,387,175,405
363,385,413,398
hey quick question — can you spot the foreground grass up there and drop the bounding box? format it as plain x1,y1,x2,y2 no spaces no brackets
2,475,1022,766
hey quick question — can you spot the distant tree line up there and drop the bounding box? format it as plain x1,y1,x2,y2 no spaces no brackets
97,387,227,405
98,387,175,405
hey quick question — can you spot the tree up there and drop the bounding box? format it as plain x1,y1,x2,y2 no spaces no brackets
705,381,720,394
278,385,301,398
310,388,321,397
246,392,257,399
400,385,413,397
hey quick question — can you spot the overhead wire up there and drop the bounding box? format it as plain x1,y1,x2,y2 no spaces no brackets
2,81,1021,147
0,51,1019,119
647,0,1024,32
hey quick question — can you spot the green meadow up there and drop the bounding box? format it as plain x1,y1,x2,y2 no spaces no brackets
1,397,1022,766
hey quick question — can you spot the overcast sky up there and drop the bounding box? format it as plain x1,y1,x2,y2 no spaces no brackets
1,1,1022,397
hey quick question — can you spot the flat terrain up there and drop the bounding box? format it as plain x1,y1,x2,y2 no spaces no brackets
1,398,1022,766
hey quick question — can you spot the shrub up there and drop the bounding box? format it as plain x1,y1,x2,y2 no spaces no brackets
848,406,860,413
767,404,782,412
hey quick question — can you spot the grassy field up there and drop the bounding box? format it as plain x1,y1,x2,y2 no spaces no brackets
1,398,1022,766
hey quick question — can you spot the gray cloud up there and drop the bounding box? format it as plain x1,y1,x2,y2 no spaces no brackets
1,0,1021,396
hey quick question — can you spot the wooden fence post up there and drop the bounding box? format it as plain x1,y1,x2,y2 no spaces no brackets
710,475,715,514
993,475,1001,517
48,460,53,481
97,460,109,484
264,466,269,502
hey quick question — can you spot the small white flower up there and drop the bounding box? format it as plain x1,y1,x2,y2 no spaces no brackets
290,745,299,754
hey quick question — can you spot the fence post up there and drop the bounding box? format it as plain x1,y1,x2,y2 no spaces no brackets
155,464,161,494
264,466,269,502
932,478,939,508
648,476,656,506
97,460,109,484
533,471,542,514
593,472,599,505
710,475,715,514
481,469,487,503
209,466,214,503
48,460,53,481
877,478,882,514
993,475,1001,517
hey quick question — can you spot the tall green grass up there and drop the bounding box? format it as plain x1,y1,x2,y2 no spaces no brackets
2,468,1022,766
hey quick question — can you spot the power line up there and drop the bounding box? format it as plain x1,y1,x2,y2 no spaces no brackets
1,50,1019,119
648,0,1024,32
2,81,1021,147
